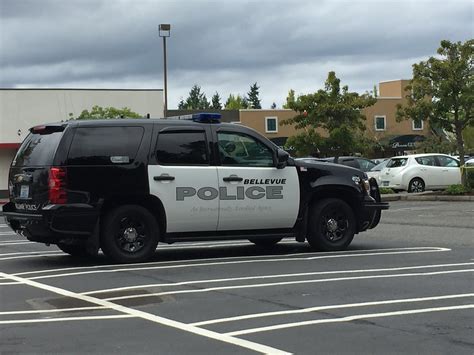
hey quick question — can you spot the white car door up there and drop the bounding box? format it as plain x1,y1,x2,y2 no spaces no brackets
215,129,300,231
413,155,439,188
436,155,462,187
148,128,219,233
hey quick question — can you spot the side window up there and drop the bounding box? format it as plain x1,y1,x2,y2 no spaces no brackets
217,132,274,167
67,127,144,165
156,131,208,165
415,156,436,166
437,156,460,167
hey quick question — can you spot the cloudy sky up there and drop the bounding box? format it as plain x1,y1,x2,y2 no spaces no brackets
1,0,472,109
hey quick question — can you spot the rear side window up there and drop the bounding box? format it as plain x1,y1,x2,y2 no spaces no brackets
13,132,63,167
67,127,144,165
156,131,208,165
437,156,459,167
415,156,436,166
387,158,408,168
340,159,359,169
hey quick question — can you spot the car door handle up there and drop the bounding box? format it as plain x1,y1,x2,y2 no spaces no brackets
153,175,175,181
223,175,243,182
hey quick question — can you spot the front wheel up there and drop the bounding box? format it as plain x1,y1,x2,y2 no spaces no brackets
308,198,355,251
408,178,425,193
100,205,159,263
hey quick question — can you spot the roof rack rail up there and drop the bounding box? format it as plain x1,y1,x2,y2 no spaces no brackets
166,113,221,123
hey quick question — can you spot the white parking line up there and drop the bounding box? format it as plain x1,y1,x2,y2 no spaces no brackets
0,306,105,315
22,247,451,281
104,269,474,302
83,262,474,296
0,314,136,324
226,304,474,336
13,247,449,278
191,293,474,326
0,231,15,236
0,251,59,257
0,241,34,246
0,271,290,355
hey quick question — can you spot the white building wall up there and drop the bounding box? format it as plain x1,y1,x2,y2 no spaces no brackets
0,89,164,144
0,89,164,197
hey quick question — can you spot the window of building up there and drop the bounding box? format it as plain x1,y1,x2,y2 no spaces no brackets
375,116,386,131
412,119,423,130
217,132,274,167
156,131,208,165
265,117,278,133
67,127,144,165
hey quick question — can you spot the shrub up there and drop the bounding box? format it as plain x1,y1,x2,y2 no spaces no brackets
445,184,471,195
379,187,395,194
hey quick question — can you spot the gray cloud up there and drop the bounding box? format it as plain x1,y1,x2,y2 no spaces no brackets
1,0,472,108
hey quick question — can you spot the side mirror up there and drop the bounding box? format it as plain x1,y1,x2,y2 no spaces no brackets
276,149,289,169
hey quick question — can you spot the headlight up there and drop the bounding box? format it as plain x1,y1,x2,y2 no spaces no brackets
352,175,370,194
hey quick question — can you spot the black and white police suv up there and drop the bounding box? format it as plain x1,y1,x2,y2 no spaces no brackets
3,113,388,263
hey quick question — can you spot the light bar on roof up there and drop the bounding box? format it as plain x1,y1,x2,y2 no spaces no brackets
168,113,221,123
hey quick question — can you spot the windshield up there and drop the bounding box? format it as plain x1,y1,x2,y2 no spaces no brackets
12,131,63,167
386,158,408,168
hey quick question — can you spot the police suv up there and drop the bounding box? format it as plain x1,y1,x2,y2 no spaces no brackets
3,113,388,263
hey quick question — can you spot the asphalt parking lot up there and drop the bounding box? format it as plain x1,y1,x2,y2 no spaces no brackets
1,200,473,354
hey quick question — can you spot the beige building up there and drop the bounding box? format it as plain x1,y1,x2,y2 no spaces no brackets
238,80,431,153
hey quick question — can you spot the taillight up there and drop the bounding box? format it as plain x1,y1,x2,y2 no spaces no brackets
49,167,67,204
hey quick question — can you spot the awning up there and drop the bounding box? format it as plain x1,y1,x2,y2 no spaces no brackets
388,135,425,149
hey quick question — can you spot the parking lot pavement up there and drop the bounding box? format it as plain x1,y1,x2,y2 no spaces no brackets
1,200,473,354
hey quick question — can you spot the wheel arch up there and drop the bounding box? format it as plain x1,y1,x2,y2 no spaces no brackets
100,194,167,236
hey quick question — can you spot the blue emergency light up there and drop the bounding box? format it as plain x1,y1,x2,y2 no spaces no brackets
169,113,221,123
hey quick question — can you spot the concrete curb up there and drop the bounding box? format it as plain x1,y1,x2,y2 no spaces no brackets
381,194,474,202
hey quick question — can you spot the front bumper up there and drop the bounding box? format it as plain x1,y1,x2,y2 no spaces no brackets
361,178,389,230
2,202,99,244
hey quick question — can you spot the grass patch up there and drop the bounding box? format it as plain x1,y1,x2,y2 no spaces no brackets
445,184,472,195
379,187,395,194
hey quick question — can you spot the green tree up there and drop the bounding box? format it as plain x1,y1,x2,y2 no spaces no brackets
284,71,377,157
225,94,248,109
247,82,261,109
284,130,324,157
211,92,222,109
179,84,210,109
282,89,295,109
414,135,457,154
71,105,142,120
271,102,277,109
396,39,473,185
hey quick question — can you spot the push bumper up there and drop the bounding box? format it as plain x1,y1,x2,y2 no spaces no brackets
361,178,389,230
2,202,99,244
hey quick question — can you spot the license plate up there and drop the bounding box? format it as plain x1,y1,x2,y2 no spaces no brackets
20,185,29,199
382,181,389,187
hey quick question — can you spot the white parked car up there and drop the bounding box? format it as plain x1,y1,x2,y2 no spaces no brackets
367,159,390,182
379,154,461,192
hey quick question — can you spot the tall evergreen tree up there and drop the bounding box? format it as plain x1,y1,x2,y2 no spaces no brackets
271,102,277,109
181,85,210,109
283,89,295,109
225,94,248,109
211,92,222,109
247,82,262,109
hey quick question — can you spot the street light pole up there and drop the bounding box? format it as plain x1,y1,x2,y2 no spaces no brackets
159,24,171,118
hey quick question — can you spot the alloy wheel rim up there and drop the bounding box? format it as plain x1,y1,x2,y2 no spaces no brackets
117,216,147,253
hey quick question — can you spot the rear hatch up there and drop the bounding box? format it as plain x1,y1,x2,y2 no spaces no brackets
380,157,409,186
9,124,66,213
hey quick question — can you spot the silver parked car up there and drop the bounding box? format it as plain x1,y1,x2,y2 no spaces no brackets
379,154,461,192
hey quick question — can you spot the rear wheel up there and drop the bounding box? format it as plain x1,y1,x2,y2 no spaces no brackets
408,178,425,193
100,205,159,263
57,243,90,257
248,237,283,247
308,198,355,251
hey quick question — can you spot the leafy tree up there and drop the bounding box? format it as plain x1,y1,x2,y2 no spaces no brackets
283,89,295,109
414,135,457,154
211,92,222,109
247,82,261,109
71,105,142,120
284,130,324,157
271,102,277,109
396,39,473,185
179,84,210,109
225,94,248,109
284,72,377,157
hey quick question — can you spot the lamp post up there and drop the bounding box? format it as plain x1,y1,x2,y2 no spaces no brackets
159,24,171,118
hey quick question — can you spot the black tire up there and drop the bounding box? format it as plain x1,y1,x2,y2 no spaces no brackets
57,243,90,257
248,237,283,247
100,205,159,263
408,178,425,193
308,198,355,251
